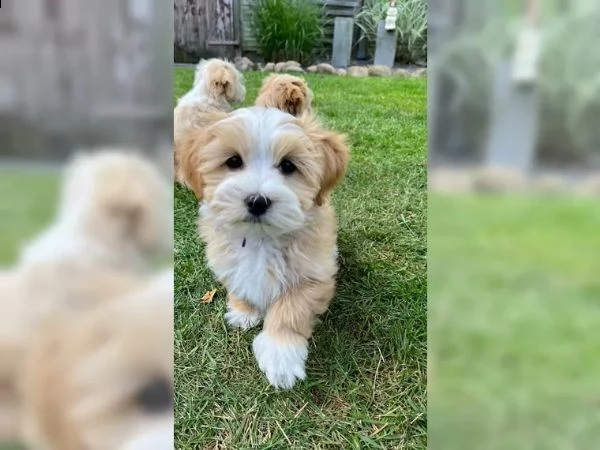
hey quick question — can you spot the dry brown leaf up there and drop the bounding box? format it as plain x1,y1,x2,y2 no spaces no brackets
200,289,217,304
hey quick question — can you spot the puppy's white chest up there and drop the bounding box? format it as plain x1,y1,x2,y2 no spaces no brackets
217,239,287,311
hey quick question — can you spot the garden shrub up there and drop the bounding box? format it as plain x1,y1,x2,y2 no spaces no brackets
250,0,324,65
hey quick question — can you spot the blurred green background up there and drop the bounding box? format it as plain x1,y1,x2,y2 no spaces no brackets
429,193,600,448
0,169,58,264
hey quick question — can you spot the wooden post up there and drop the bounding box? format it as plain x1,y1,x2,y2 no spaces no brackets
331,17,354,68
373,20,397,67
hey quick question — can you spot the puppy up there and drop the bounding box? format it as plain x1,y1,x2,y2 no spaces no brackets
255,74,313,117
174,59,245,185
20,269,174,450
20,150,172,272
179,106,349,388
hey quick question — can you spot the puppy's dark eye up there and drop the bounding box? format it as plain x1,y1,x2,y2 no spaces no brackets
135,376,173,414
225,155,243,170
279,159,297,175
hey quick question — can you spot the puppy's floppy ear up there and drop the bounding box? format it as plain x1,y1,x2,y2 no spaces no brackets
300,114,350,206
176,130,207,200
175,111,229,199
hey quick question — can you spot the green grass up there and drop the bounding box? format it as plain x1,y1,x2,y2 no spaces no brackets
0,169,59,264
174,69,427,448
429,194,600,449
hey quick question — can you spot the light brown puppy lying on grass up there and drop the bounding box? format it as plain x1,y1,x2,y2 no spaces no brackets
255,74,313,117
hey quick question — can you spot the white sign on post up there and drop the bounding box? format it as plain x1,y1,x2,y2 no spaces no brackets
385,1,398,31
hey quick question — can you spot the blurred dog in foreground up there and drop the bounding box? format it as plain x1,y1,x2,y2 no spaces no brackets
0,150,174,448
20,150,172,272
255,74,313,117
178,106,349,388
174,59,245,187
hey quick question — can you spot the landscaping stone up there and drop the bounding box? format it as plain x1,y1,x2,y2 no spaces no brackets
234,56,255,71
262,62,275,72
393,68,411,77
368,65,393,77
471,166,527,193
577,175,600,196
336,68,347,76
316,63,336,74
284,66,305,73
347,66,369,77
274,61,303,72
532,174,568,193
306,65,318,73
413,68,427,78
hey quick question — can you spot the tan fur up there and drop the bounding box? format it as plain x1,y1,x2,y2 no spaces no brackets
228,293,258,315
0,263,147,444
297,112,350,205
20,271,173,449
174,109,229,196
255,74,313,117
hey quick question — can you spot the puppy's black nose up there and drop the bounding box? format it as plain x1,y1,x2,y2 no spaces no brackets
245,194,272,216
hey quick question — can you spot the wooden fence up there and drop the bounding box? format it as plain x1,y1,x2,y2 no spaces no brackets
0,0,172,163
174,0,362,62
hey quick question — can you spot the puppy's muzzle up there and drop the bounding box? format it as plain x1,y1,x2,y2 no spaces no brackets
245,194,272,217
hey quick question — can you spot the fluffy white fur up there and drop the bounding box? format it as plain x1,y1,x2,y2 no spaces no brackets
20,149,172,272
252,331,308,389
224,301,262,330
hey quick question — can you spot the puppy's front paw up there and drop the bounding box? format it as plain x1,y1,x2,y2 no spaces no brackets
225,307,262,330
252,331,307,389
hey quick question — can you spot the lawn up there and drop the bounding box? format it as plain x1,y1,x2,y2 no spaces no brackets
429,193,600,449
0,168,59,264
174,69,427,449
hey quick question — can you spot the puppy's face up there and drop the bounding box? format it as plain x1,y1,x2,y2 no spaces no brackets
22,271,174,450
180,107,349,238
194,59,246,105
255,74,313,117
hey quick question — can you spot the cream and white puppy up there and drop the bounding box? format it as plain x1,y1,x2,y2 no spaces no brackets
174,59,246,187
179,106,349,388
20,150,172,272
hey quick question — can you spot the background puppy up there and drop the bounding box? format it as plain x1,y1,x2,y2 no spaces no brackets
174,59,245,186
20,150,172,273
20,269,174,450
255,74,313,117
179,106,349,388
